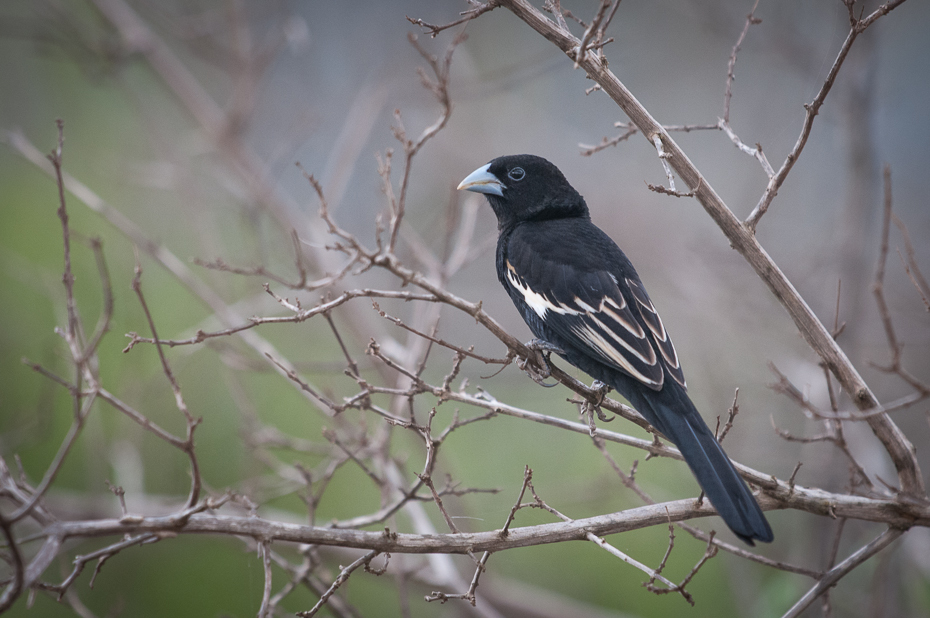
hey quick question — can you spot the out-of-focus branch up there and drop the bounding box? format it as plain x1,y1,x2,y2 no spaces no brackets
491,0,924,498
872,167,930,397
130,262,202,508
88,0,391,379
745,0,908,231
892,213,930,311
781,527,904,618
89,0,301,229
0,516,23,614
5,129,334,416
385,32,462,253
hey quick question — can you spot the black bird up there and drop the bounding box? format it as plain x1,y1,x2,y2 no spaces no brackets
458,154,773,545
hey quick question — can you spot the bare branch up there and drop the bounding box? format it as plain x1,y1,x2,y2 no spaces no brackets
130,260,202,508
870,168,930,396
893,224,930,311
122,288,438,350
723,0,762,124
386,32,463,253
43,533,162,600
781,527,904,618
10,376,96,525
258,542,273,618
0,516,24,613
718,118,774,178
406,1,499,38
372,301,512,366
573,0,612,69
297,550,380,617
745,1,908,231
580,122,717,156
716,388,740,443
7,129,335,415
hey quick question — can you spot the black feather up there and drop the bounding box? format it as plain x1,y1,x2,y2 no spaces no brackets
459,154,773,544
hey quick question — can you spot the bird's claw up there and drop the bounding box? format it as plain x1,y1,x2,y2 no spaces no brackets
582,380,614,431
519,338,563,387
589,380,614,422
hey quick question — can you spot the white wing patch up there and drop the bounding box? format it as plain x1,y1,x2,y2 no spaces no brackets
506,262,580,319
506,258,680,390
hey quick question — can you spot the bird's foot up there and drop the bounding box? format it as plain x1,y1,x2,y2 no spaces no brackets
526,338,564,357
589,380,614,421
644,434,665,461
583,381,613,434
518,339,563,387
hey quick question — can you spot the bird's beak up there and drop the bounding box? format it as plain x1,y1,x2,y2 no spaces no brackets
457,164,504,197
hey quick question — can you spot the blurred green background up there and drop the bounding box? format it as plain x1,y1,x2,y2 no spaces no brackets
2,1,929,616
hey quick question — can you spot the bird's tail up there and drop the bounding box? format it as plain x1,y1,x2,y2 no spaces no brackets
633,387,773,545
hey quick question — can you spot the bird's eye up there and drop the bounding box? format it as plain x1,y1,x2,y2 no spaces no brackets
507,167,525,181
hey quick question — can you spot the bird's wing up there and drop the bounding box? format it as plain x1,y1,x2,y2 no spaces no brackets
504,252,686,391
624,277,686,390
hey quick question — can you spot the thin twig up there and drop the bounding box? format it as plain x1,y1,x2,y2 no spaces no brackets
781,528,904,618
891,214,930,310
258,541,273,618
723,0,761,124
130,260,202,508
297,550,380,617
0,516,24,613
745,1,908,231
406,1,499,38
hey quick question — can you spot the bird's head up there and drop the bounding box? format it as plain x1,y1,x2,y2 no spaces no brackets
458,154,588,229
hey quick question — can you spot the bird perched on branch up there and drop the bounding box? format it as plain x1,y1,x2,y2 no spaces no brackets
458,154,773,545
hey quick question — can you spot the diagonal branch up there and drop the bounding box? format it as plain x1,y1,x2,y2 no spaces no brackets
492,0,924,497
781,527,904,618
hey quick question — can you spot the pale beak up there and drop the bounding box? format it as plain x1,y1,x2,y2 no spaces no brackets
457,163,504,197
